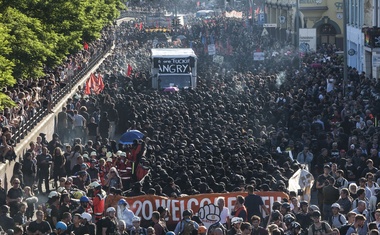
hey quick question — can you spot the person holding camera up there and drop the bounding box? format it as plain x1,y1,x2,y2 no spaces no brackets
316,165,334,218
322,177,340,221
296,146,313,171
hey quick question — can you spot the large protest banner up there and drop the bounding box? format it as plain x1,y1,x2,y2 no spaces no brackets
106,191,288,227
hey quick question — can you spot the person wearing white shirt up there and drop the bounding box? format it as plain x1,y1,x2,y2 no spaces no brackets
330,203,347,228
368,188,380,221
374,209,380,228
335,170,349,191
217,197,230,229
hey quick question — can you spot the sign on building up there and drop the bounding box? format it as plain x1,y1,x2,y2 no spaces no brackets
263,23,277,28
208,44,216,55
372,53,380,66
299,28,317,52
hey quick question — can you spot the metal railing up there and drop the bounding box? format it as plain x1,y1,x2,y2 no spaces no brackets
12,44,112,145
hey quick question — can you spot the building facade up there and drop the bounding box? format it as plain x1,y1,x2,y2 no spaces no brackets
265,0,344,50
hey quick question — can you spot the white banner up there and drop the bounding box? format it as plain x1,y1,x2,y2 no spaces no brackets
208,44,216,55
225,10,243,18
213,55,224,64
253,52,265,61
299,28,317,52
287,168,314,203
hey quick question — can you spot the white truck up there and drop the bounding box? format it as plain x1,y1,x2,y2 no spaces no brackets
151,48,197,89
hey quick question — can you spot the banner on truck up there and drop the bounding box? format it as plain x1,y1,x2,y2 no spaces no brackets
106,191,288,228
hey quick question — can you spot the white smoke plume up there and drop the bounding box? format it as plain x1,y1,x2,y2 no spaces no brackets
276,71,286,87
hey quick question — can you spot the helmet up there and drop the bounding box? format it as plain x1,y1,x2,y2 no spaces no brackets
118,199,128,205
81,212,92,222
56,221,67,231
132,216,141,222
231,217,243,224
300,201,309,207
48,191,59,198
198,226,207,234
281,202,291,210
72,191,84,199
291,222,301,229
89,181,101,189
331,203,341,209
284,214,295,224
57,187,66,193
106,207,116,213
311,210,321,217
166,232,175,235
309,205,320,211
80,196,89,203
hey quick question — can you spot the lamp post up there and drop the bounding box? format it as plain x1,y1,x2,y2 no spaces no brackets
295,0,300,69
343,0,348,97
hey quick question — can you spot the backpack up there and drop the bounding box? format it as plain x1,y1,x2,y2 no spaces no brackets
179,220,198,235
338,224,354,235
311,221,327,235
330,214,344,226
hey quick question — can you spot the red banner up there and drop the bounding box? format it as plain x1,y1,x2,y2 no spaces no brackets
106,191,288,227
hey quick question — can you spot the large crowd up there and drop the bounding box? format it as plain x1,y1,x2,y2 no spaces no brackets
0,3,380,235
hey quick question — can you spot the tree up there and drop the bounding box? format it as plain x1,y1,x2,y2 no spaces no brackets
0,0,125,109
0,20,17,109
1,7,57,79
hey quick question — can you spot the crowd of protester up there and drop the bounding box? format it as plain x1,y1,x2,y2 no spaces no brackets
0,27,115,163
1,3,380,235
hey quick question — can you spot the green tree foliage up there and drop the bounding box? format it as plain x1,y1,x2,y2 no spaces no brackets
0,0,124,109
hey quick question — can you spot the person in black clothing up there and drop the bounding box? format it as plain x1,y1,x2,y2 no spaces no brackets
59,193,71,220
46,191,60,229
11,162,24,188
14,202,29,232
52,147,66,189
102,207,118,235
36,146,53,194
124,182,146,197
163,177,181,198
7,178,23,217
108,103,119,140
48,133,63,155
0,178,6,206
87,117,99,142
87,159,99,182
81,212,96,235
98,112,110,140
296,201,313,233
66,213,89,235
57,107,70,143
0,205,15,232
27,210,52,235
21,152,36,187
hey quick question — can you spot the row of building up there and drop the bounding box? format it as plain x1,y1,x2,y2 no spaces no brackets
263,0,380,78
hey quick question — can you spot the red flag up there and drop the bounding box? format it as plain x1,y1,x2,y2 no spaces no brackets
84,73,95,95
85,73,104,94
95,74,104,94
127,64,133,77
